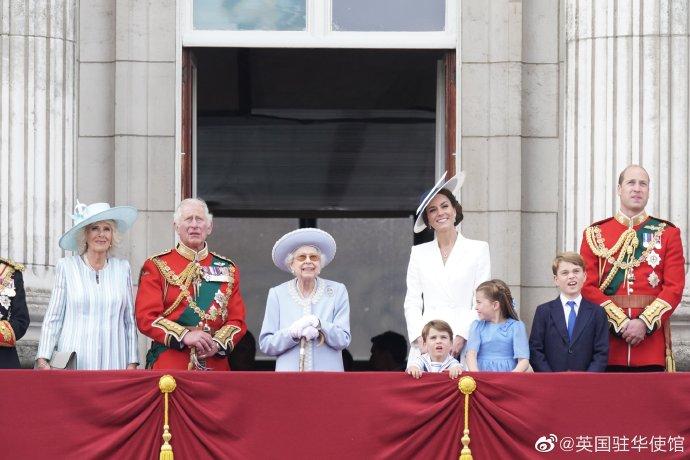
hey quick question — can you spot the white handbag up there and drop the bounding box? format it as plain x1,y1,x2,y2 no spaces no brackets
49,351,77,369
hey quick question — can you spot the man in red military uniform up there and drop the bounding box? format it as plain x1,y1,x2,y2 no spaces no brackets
136,198,247,370
580,165,685,371
0,257,29,369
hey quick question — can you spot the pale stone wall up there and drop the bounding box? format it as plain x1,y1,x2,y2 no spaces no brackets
5,0,179,366
110,0,178,271
459,0,563,330
460,0,525,303
6,0,690,368
520,0,562,330
564,0,690,368
1,0,77,366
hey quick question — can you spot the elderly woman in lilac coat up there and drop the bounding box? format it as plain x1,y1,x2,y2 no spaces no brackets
259,228,351,371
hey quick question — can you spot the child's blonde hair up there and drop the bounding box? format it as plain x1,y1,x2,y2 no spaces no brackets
552,251,585,275
476,279,519,321
421,320,454,342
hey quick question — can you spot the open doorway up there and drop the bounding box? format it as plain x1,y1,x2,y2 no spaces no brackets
187,48,451,367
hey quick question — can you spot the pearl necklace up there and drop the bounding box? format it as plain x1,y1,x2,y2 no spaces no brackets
82,255,108,284
296,279,317,299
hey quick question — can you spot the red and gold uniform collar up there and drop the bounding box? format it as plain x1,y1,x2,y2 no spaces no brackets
175,242,209,262
614,210,648,228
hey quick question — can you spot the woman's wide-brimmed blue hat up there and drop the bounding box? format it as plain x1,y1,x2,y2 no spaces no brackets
59,200,139,251
272,228,337,272
413,171,465,233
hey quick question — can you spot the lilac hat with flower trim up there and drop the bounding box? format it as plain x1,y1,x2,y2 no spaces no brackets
413,171,466,233
272,228,337,272
58,200,138,251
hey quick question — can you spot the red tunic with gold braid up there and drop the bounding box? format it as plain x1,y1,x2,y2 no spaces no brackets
135,243,247,370
580,211,685,368
0,258,29,361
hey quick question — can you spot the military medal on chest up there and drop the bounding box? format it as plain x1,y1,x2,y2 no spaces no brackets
0,277,16,308
202,265,231,282
586,220,667,293
642,230,662,249
642,231,662,288
648,271,660,288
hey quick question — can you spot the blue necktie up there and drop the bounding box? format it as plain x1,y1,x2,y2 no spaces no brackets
567,300,577,342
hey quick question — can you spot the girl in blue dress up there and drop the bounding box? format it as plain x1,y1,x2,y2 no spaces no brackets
466,279,530,372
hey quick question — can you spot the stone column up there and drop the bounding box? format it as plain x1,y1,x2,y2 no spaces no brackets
460,0,524,298
564,0,690,367
460,0,563,332
0,0,76,365
113,0,178,363
113,0,177,270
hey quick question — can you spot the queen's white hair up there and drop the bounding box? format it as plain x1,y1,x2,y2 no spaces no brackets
284,245,323,270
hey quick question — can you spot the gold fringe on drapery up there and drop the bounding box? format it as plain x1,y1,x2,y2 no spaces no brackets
159,375,177,460
458,376,477,460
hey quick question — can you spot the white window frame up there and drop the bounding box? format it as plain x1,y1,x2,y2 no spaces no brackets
182,0,457,49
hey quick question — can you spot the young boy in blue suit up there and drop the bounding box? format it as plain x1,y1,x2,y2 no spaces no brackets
529,252,609,372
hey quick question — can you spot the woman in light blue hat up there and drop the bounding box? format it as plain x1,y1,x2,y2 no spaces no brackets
35,201,140,370
259,228,351,371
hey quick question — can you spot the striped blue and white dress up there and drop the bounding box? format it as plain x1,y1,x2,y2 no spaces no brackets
36,256,139,369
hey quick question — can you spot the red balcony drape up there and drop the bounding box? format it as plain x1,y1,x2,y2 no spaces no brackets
5,371,689,459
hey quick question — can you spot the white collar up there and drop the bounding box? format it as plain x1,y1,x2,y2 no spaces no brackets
560,293,582,308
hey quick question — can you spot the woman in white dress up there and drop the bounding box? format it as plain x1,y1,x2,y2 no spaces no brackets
260,228,351,371
35,202,140,370
403,172,491,362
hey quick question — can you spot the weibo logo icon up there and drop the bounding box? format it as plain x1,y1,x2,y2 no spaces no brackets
534,434,557,453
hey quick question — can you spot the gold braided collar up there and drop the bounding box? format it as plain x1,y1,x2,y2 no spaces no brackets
175,242,209,262
151,257,200,317
585,219,666,292
614,210,648,228
151,255,233,322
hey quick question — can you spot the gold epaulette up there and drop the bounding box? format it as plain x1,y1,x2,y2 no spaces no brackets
602,300,630,333
211,251,235,266
639,299,672,332
147,248,173,261
0,257,24,272
589,216,614,227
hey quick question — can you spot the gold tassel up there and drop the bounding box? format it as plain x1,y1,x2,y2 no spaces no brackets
458,376,477,460
666,349,676,373
159,375,177,460
664,319,675,372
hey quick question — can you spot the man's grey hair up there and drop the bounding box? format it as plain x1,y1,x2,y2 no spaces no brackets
284,245,323,270
173,198,213,224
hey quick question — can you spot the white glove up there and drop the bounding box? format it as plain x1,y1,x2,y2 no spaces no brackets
301,325,320,341
303,314,320,328
289,316,312,339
